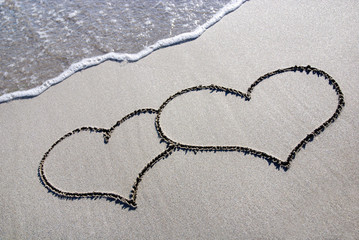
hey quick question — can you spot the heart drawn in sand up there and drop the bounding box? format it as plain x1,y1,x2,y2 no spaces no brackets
39,65,345,208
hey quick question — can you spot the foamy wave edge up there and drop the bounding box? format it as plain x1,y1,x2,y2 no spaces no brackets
0,0,248,104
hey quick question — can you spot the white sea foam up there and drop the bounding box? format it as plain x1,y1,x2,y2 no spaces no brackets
0,0,248,104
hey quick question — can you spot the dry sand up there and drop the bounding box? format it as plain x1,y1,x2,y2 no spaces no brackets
1,0,358,239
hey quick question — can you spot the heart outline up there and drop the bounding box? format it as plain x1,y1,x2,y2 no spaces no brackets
39,65,345,208
39,108,161,209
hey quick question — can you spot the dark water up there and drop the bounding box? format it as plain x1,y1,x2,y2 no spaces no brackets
0,0,231,95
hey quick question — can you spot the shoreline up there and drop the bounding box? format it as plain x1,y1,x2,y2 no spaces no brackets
0,0,248,104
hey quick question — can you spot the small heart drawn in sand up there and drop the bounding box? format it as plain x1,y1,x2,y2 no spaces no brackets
39,109,161,208
39,65,344,208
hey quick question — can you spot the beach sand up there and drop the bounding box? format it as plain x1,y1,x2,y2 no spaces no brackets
1,0,358,239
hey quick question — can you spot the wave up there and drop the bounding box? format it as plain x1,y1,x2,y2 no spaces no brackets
0,0,248,104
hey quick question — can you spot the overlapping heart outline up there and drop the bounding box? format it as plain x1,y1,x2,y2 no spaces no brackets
39,65,345,208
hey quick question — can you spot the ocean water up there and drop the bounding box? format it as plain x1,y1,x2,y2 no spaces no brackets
0,0,247,103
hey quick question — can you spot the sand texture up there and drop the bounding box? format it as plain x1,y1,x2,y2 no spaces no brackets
0,0,358,239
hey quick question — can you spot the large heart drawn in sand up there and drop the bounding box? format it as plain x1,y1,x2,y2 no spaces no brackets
39,65,344,208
